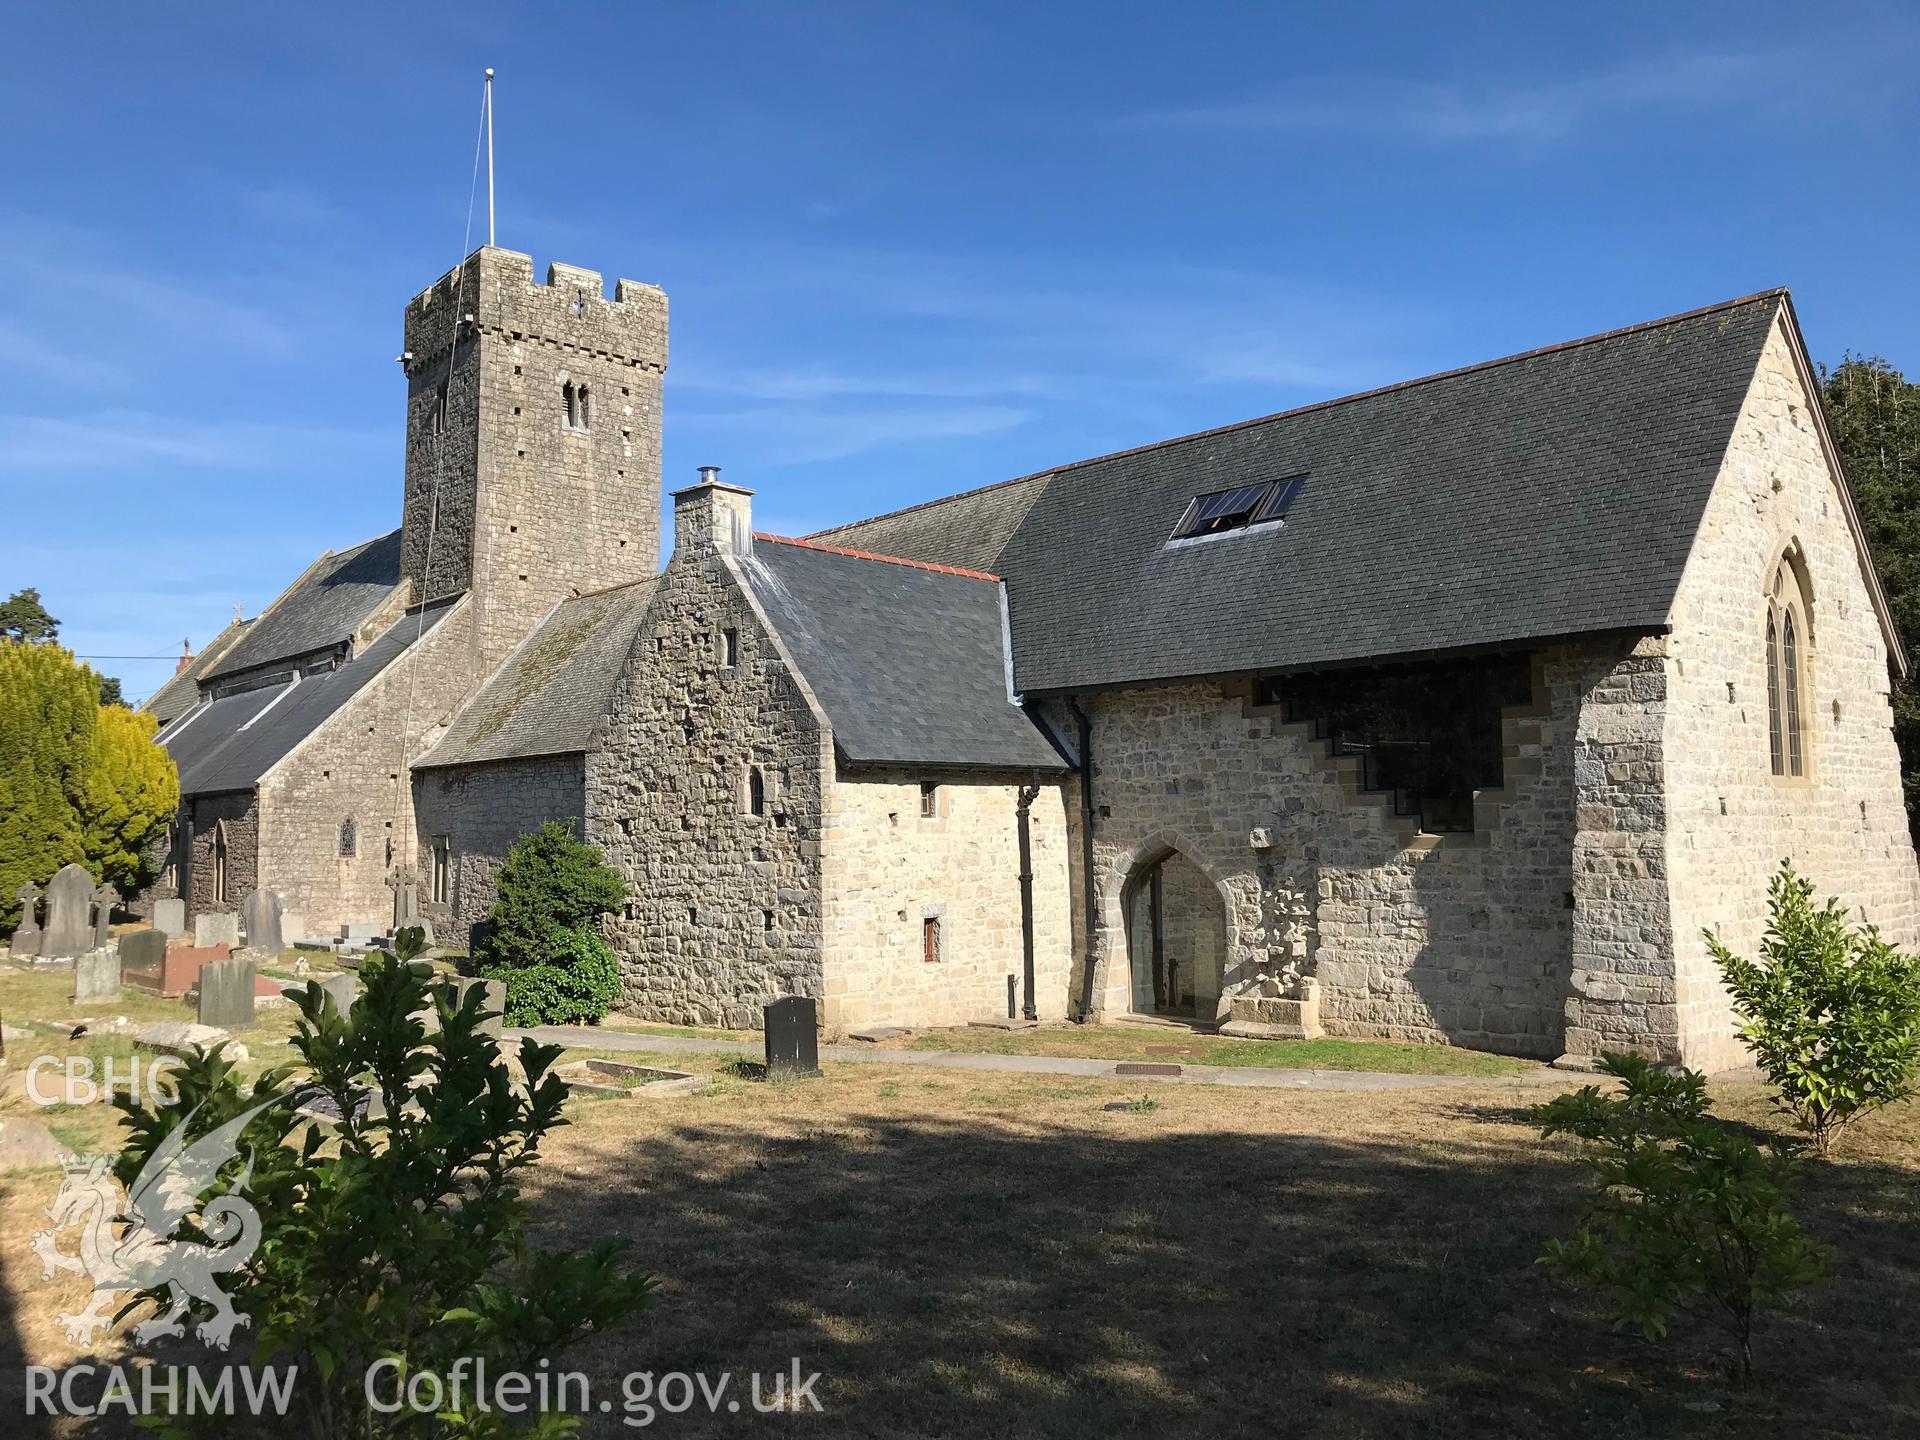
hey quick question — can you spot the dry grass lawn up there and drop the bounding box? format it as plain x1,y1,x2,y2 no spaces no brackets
0,963,1915,1436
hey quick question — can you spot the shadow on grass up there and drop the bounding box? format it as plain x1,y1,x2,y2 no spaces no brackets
535,1108,1920,1439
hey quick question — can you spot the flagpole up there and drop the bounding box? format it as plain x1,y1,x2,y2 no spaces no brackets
484,68,496,247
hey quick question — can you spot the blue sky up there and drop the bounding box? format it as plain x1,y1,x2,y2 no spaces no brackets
4,3,1918,707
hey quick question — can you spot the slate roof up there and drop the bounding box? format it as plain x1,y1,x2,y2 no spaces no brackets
417,578,660,769
815,293,1799,694
141,617,254,726
160,600,457,796
742,536,1067,771
202,529,404,683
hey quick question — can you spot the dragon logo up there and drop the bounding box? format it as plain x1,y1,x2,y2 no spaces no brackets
30,1098,277,1350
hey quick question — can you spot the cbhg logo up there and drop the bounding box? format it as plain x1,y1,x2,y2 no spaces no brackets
31,1098,277,1349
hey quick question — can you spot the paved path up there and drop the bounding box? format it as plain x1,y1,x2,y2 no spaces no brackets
507,1025,1569,1093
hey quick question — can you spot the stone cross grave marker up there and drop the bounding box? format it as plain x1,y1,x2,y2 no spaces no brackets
43,864,96,959
74,948,122,1003
197,956,257,1030
764,996,820,1078
153,897,185,938
241,888,284,955
12,884,42,958
93,884,115,948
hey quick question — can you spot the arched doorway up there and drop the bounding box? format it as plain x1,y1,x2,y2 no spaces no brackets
1123,850,1228,1021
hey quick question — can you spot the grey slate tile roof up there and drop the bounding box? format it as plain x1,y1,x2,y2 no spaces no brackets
160,600,457,796
742,537,1067,771
417,578,660,769
202,529,404,683
816,293,1788,694
141,617,254,726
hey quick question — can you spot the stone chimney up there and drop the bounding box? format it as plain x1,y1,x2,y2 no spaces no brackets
174,638,194,676
670,466,754,559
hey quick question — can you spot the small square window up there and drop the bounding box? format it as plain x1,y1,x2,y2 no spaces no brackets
919,782,939,818
922,916,942,964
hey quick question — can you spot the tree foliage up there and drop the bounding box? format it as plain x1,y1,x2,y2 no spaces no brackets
1824,356,1920,840
0,586,58,642
114,954,653,1438
0,638,176,927
82,702,180,896
1705,862,1920,1155
1532,1053,1826,1382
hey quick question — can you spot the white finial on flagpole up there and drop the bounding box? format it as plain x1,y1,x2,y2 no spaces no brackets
484,69,496,247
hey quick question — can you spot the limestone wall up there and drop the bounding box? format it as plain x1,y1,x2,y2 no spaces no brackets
411,754,587,951
587,542,831,1027
820,773,1075,1030
1659,316,1920,1070
1068,660,1593,1058
183,791,257,919
256,600,477,933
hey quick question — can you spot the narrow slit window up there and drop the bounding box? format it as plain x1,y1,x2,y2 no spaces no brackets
1783,611,1803,776
722,628,739,668
747,767,767,817
213,822,229,905
1766,611,1783,776
922,916,942,964
431,836,451,905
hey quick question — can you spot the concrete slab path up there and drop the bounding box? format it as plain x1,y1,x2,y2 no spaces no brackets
507,1025,1570,1093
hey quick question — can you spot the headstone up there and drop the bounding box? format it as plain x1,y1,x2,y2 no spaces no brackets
195,912,240,948
340,923,383,943
764,996,820,1078
393,881,434,946
319,973,360,1014
92,884,115,948
454,977,506,1037
153,897,186,938
73,948,122,1002
11,883,42,958
135,1020,236,1059
118,928,167,979
43,863,97,959
197,956,257,1030
241,888,284,955
279,910,307,946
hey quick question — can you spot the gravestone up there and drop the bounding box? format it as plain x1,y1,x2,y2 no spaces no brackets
43,864,96,959
118,928,167,980
279,910,307,946
393,880,434,947
319,973,360,1015
764,996,820,1078
453,977,506,1037
241,888,284,955
73,948,122,1003
153,898,186,938
197,956,257,1030
92,884,115,948
11,884,42,958
195,912,239,948
340,923,383,944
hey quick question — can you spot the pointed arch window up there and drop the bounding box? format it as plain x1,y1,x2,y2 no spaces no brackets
1765,557,1810,778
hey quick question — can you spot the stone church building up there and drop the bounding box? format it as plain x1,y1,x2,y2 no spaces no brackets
143,244,1920,1070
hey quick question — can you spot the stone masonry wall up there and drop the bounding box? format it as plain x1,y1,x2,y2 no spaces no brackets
1069,658,1597,1058
820,773,1075,1030
1658,316,1920,1070
401,248,667,674
256,600,477,934
587,521,831,1028
412,754,587,951
184,791,257,920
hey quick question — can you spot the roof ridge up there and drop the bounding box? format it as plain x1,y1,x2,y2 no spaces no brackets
813,288,1789,538
754,532,1002,582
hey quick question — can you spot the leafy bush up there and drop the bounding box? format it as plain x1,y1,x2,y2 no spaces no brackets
112,953,653,1437
1705,862,1920,1156
1531,1053,1826,1381
472,820,625,971
486,929,622,1028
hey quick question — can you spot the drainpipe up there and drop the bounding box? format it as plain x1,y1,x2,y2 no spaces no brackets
1016,780,1041,1021
1070,698,1099,1023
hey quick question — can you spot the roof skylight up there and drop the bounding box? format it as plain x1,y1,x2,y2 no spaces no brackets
1170,474,1308,541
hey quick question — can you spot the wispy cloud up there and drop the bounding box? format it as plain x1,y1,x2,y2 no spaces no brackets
1123,49,1785,143
0,321,130,386
0,410,384,472
677,402,1032,464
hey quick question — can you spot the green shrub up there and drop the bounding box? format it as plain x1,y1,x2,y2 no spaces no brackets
1705,862,1920,1156
485,929,622,1027
111,953,653,1437
1531,1053,1826,1381
472,820,625,971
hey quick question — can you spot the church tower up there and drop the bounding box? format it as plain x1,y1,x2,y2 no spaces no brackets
398,247,667,670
